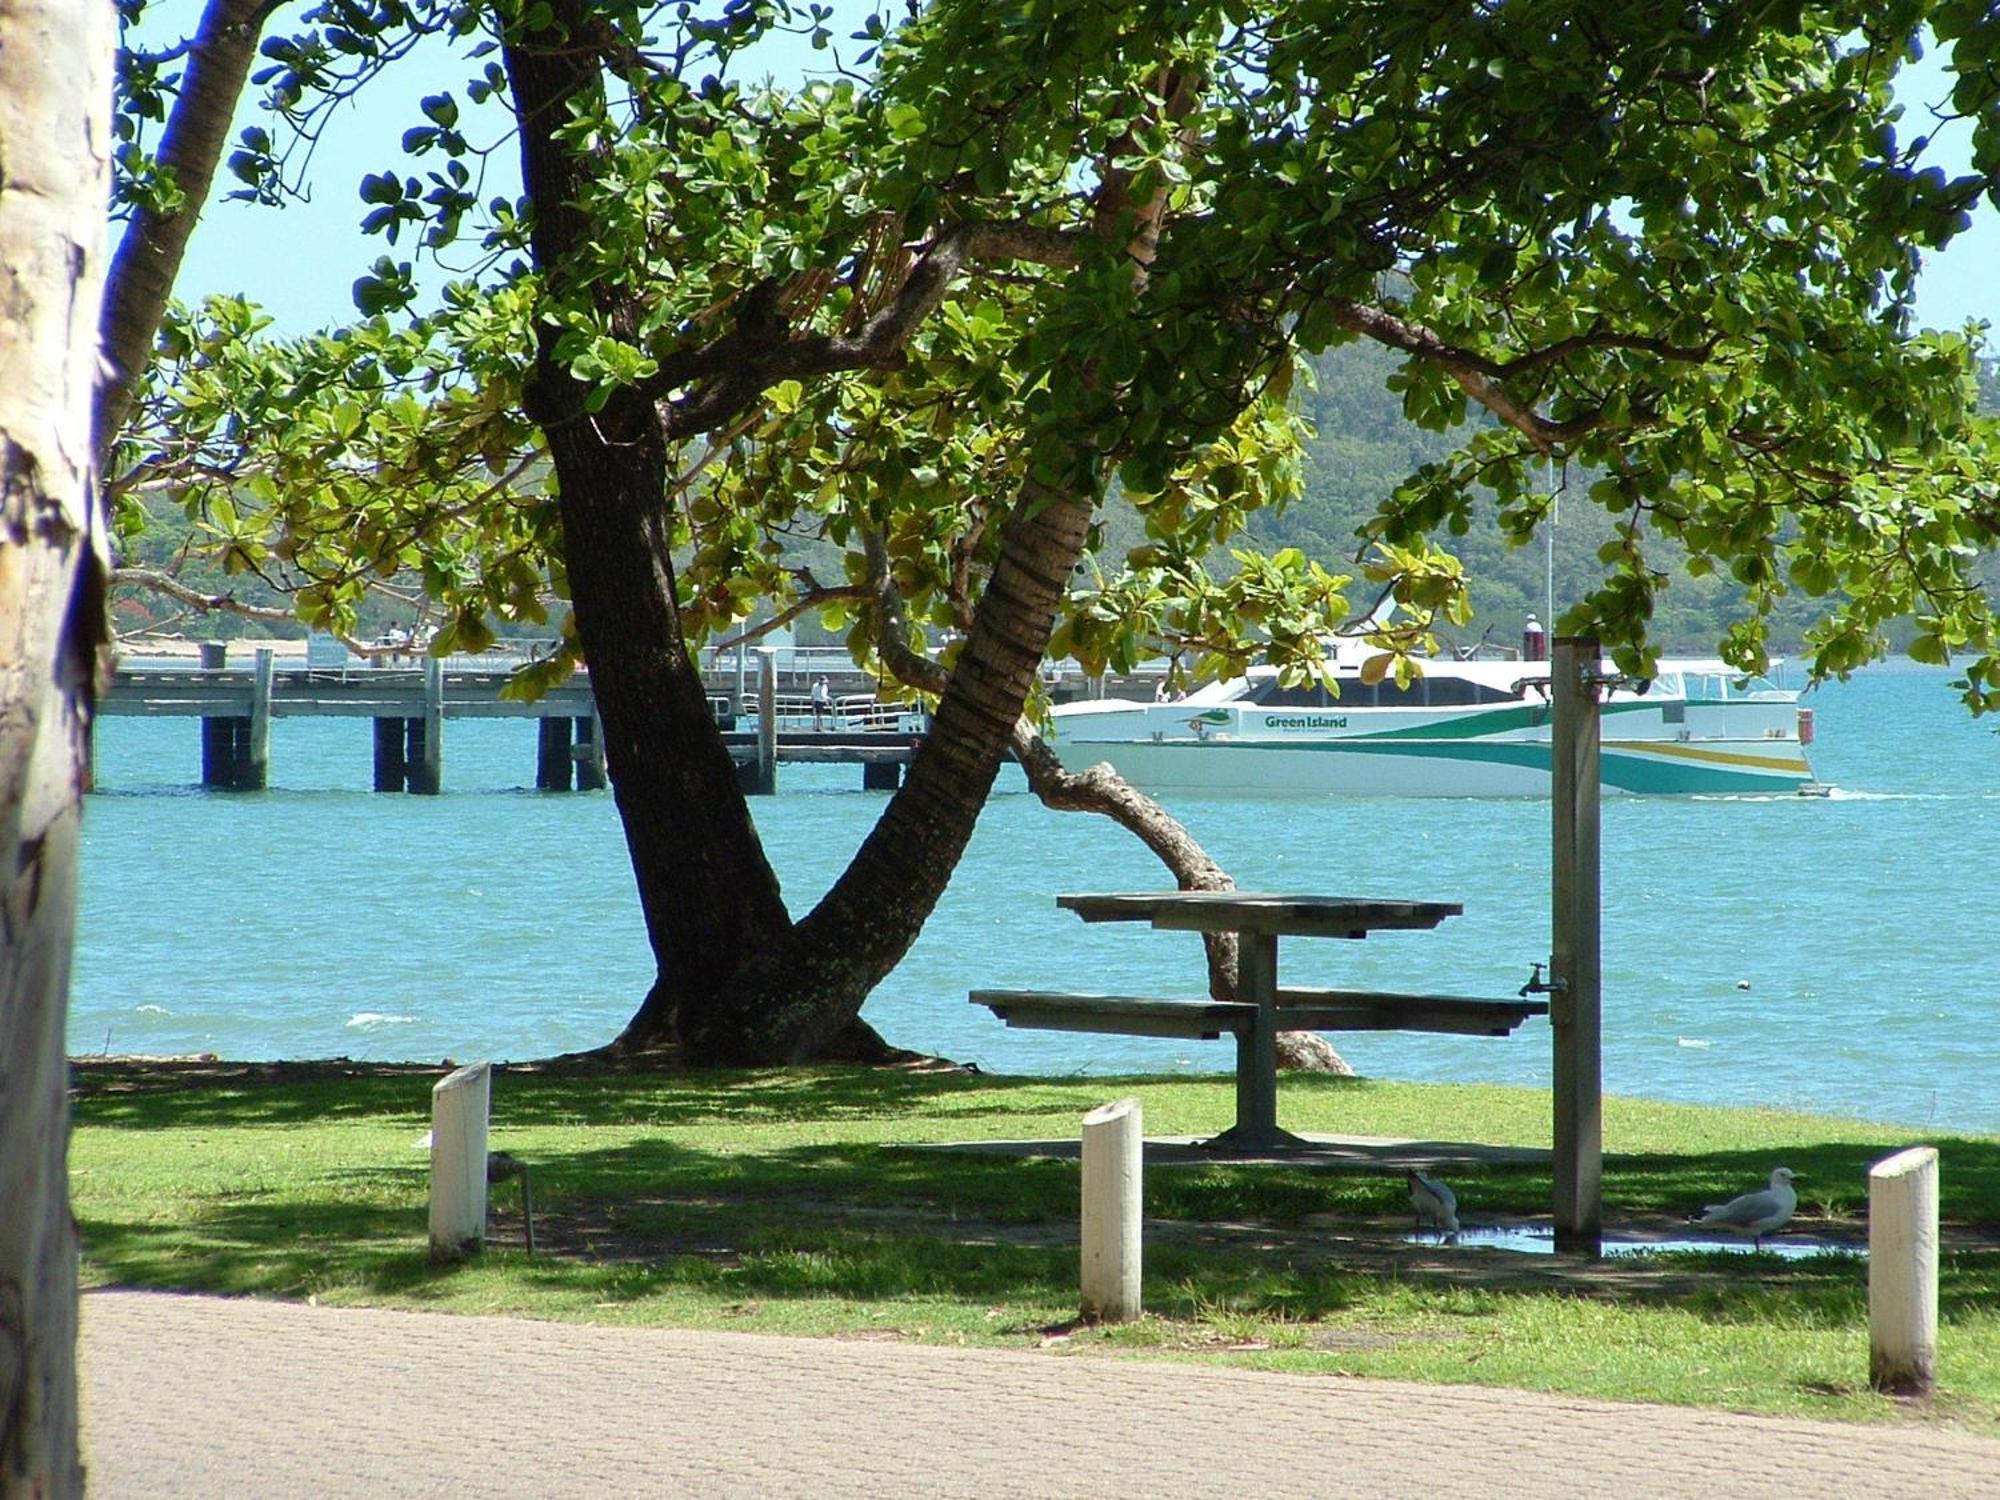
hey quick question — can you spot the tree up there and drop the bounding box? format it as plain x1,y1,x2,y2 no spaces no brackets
0,0,115,1487
101,0,283,463
119,0,2000,1065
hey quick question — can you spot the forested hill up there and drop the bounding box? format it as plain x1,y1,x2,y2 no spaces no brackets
1244,341,2000,658
114,340,1994,658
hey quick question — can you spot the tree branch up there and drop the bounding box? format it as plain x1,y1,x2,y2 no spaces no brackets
1327,298,1684,452
643,218,1085,438
112,566,297,623
99,0,279,465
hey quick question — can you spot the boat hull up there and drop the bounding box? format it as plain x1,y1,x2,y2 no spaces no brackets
1047,697,1817,797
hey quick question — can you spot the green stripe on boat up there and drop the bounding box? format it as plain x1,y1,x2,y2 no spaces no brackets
1157,737,1806,794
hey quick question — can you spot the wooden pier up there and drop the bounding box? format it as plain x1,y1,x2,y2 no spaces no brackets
99,645,925,794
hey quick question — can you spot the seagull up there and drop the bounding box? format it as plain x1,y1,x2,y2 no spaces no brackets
1407,1168,1459,1238
1694,1166,1798,1249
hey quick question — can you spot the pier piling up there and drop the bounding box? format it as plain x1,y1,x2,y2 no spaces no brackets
404,656,444,794
243,648,273,790
536,715,573,791
739,648,777,796
198,641,254,790
106,658,916,795
574,712,607,791
373,717,406,792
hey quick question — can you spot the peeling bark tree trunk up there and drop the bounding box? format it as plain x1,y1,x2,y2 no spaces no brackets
0,0,115,1489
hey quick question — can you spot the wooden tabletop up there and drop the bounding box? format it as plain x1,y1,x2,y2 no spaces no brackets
1055,891,1462,939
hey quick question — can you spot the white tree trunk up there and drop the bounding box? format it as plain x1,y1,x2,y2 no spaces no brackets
0,0,115,1490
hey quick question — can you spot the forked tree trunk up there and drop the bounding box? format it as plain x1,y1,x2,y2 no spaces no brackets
0,0,115,1490
678,474,1101,1063
502,6,1214,1066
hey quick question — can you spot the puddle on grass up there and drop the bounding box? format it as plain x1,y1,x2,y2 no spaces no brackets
1405,1225,1863,1261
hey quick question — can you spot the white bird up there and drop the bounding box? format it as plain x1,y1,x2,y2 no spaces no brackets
1695,1166,1798,1249
1407,1168,1459,1237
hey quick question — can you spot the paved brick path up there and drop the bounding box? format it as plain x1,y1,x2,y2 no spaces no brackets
80,1290,1999,1498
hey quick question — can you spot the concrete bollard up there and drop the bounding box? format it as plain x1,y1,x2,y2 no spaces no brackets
1869,1145,1940,1395
1080,1097,1143,1323
429,1062,492,1260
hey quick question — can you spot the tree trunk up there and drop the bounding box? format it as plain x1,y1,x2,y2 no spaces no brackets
0,0,115,1489
499,7,1169,1066
549,408,790,1040
502,12,792,1045
678,473,1101,1063
96,0,275,464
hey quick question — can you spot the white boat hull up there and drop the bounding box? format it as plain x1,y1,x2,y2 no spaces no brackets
1048,691,1817,798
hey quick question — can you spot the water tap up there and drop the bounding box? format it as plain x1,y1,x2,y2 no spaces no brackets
1519,961,1566,997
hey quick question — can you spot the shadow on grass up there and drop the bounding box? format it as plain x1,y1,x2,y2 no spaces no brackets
79,1129,2000,1334
70,1059,1145,1131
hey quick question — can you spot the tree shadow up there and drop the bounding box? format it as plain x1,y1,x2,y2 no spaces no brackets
78,1128,2000,1335
69,1058,1099,1131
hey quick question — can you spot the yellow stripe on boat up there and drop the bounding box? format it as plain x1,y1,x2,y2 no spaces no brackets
1604,740,1810,773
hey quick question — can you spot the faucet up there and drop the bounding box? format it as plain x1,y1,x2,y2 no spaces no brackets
1519,961,1566,997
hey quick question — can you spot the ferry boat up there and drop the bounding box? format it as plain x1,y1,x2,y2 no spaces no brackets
1047,636,1820,798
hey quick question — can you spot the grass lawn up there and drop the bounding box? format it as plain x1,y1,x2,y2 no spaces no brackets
68,1059,2000,1431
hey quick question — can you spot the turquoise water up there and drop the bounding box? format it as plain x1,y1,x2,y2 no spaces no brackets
73,663,2000,1133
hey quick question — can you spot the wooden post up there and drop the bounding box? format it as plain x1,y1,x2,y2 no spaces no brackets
1551,636,1603,1255
1870,1145,1940,1395
428,1062,491,1260
574,711,607,791
535,714,572,791
862,759,900,791
746,646,778,795
242,647,273,790
407,655,443,794
1080,1097,1143,1322
372,716,406,792
1235,931,1281,1149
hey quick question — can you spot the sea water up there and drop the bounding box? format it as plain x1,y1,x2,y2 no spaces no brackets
72,662,2000,1134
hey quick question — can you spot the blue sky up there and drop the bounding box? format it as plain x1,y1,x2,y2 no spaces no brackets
152,16,1996,339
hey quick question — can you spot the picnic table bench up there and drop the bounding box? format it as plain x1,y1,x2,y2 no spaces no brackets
972,989,1546,1040
970,891,1548,1151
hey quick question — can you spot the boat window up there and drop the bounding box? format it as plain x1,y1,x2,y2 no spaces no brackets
1423,677,1510,706
1244,679,1341,707
1245,675,1519,707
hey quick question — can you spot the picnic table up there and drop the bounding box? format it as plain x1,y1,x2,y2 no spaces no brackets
971,891,1547,1152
